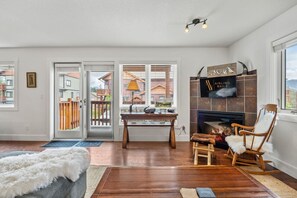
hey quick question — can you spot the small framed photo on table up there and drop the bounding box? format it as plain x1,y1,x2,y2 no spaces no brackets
26,72,37,88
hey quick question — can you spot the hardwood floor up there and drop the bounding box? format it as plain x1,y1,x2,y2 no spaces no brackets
0,141,297,192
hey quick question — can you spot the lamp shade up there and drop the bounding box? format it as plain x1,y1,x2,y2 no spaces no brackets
127,79,140,91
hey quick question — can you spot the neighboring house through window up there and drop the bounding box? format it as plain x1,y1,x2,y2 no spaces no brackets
59,73,79,101
120,63,177,112
0,61,17,109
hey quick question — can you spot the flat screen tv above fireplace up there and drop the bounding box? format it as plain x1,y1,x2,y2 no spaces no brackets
200,76,237,98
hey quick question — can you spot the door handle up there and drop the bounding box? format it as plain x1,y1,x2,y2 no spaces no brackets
79,100,84,108
79,99,87,108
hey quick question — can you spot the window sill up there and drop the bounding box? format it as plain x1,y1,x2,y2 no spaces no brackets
277,112,297,123
0,105,18,111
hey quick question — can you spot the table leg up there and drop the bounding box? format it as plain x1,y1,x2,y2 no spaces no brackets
127,127,130,143
170,120,176,149
169,126,171,142
122,120,128,149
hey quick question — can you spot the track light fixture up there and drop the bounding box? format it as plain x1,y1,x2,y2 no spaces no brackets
185,18,207,32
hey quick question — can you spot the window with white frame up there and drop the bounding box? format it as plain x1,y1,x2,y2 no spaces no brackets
273,32,297,110
120,64,177,112
0,61,16,109
6,79,13,86
5,91,13,98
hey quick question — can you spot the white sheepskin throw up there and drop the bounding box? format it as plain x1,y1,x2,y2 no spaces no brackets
0,147,90,198
254,112,275,134
225,135,273,154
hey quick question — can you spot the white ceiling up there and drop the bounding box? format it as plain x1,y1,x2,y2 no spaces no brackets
1,0,297,48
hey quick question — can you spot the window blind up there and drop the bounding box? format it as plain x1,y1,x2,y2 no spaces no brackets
272,31,297,52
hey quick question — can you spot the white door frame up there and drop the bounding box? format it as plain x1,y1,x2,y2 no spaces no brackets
52,61,115,140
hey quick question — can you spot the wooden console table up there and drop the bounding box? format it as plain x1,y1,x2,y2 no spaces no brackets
120,113,178,149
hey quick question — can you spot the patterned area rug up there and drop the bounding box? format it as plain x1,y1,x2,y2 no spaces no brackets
74,141,103,147
85,166,106,198
41,141,79,147
240,166,297,198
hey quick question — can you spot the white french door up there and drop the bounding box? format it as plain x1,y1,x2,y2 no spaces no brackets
54,63,83,139
54,62,114,139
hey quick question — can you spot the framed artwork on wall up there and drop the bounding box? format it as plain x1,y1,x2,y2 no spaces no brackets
26,72,37,88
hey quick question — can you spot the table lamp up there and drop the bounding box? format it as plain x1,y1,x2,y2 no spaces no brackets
127,79,140,113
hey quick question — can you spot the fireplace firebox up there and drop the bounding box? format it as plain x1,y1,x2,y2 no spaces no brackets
197,110,245,149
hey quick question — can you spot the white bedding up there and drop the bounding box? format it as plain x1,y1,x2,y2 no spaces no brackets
0,147,90,198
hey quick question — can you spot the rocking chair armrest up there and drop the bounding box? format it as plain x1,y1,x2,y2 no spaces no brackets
239,130,267,136
231,123,254,130
232,123,254,135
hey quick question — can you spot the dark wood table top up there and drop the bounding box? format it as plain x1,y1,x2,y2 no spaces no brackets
92,166,277,198
120,112,178,120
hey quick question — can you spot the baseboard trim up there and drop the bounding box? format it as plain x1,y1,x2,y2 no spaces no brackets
265,153,297,179
0,134,49,141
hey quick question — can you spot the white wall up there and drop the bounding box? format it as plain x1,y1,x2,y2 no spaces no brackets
228,5,297,178
0,47,228,142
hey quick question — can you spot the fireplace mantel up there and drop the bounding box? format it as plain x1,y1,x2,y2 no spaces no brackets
190,74,257,138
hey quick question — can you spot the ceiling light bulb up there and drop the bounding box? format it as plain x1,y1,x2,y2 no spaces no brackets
185,25,189,33
202,21,207,29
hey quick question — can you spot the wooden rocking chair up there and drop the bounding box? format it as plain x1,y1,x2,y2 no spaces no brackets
225,104,279,174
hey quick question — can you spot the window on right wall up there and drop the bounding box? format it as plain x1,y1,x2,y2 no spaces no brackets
273,32,297,110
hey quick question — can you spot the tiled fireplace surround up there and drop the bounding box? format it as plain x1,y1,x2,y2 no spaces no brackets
190,74,257,138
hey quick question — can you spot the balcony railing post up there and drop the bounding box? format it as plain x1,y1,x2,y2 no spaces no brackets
90,100,111,126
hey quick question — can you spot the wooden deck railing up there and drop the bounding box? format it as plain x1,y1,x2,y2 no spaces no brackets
91,101,111,126
59,98,80,130
59,99,111,130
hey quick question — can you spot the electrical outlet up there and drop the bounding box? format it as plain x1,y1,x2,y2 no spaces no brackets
177,125,187,136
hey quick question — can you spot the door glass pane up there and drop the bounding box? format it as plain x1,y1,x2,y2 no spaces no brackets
57,68,80,131
89,71,112,127
87,70,113,140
